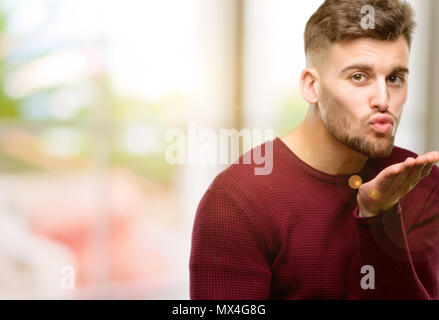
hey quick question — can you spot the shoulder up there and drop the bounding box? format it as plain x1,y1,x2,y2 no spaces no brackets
198,138,289,237
197,139,283,256
205,139,281,204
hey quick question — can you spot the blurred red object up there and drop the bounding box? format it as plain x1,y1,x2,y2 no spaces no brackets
24,168,171,295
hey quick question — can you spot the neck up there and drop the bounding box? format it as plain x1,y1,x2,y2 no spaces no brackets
281,105,368,176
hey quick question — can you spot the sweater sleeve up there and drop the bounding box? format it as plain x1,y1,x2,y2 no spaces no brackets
189,187,272,300
407,185,439,299
353,184,439,300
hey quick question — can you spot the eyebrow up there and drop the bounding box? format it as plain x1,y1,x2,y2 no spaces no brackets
341,64,410,75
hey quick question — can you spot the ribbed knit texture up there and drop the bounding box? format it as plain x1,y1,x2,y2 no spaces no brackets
190,137,439,299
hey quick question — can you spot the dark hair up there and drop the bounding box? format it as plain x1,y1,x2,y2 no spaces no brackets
304,0,416,55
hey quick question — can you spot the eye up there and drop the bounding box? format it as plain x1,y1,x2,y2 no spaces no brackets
351,73,368,83
387,74,405,85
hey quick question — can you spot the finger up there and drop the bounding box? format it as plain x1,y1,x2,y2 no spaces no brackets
429,151,439,165
385,157,417,195
421,162,435,178
419,151,439,166
374,163,402,193
418,152,439,176
409,154,427,178
429,150,439,161
400,161,426,190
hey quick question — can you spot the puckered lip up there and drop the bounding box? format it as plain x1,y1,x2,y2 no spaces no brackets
368,114,394,126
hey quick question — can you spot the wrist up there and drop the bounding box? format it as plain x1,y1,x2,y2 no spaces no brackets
359,202,399,218
358,208,377,218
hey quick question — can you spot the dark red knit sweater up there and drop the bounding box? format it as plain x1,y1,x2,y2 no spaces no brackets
190,137,439,299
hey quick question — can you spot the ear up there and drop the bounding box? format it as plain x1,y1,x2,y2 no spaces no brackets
300,68,319,104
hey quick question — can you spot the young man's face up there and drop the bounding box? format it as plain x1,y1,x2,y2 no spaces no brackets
316,35,410,158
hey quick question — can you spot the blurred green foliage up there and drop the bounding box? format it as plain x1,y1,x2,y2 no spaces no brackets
0,3,176,186
0,6,21,119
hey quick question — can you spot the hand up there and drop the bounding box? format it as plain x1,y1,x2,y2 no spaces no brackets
357,151,439,218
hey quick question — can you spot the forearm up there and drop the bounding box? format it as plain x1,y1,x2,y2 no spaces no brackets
358,202,399,218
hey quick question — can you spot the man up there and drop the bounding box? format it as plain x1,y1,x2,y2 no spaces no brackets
190,0,439,299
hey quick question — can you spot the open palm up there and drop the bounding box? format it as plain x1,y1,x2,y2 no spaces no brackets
357,151,439,218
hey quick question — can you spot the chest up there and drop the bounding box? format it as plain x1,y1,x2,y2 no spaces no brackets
269,204,363,298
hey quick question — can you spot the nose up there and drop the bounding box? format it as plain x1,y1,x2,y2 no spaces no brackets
370,78,390,112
